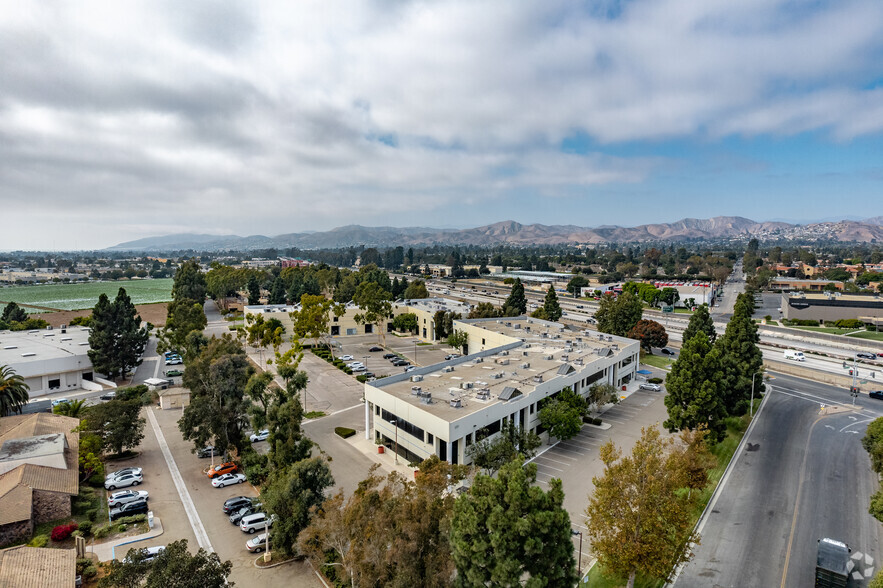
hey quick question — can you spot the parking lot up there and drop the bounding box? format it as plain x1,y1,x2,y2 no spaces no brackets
332,334,458,376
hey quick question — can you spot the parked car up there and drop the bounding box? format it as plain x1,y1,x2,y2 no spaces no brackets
660,348,677,356
368,346,383,352
362,372,375,378
444,354,460,360
383,353,397,359
165,356,183,365
106,467,143,481
108,490,149,507
347,361,364,369
212,473,247,488
249,430,269,443
124,545,165,563
339,355,354,361
206,462,238,478
99,391,117,401
223,496,253,514
246,533,269,553
240,513,275,534
857,352,877,360
229,502,261,524
165,369,184,377
351,365,367,373
197,446,218,458
110,498,149,521
870,391,883,401
404,366,416,373
639,383,662,392
392,359,410,367
51,398,69,407
105,473,143,490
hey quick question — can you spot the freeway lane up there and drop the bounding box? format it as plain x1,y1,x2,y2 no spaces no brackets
675,374,883,588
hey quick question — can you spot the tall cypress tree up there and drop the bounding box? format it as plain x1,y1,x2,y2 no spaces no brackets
88,288,148,381
663,332,727,442
715,293,764,415
246,275,261,305
503,278,527,316
269,277,286,304
682,303,716,344
543,285,562,321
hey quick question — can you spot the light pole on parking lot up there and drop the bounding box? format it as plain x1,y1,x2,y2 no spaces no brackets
571,529,583,575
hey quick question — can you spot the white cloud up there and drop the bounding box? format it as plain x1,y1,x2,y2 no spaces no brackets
1,0,882,248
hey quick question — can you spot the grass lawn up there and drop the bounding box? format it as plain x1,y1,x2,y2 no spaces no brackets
640,354,673,370
586,408,755,587
847,331,883,341
789,326,855,335
673,308,693,314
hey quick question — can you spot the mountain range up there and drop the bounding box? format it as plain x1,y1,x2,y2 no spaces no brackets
106,216,883,252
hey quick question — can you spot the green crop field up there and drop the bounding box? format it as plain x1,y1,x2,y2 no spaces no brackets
0,278,173,311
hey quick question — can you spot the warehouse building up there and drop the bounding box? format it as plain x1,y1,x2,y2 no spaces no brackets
363,316,639,465
0,328,95,397
781,293,883,323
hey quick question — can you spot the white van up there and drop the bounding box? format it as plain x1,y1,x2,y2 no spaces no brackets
784,350,806,362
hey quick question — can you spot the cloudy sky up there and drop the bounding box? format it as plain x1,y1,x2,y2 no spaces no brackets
2,0,883,250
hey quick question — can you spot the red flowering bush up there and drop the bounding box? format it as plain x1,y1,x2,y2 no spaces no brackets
50,522,79,541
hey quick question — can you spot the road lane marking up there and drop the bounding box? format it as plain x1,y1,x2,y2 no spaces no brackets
840,418,874,433
145,408,213,552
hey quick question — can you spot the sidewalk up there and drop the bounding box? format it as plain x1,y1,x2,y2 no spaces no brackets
90,517,164,562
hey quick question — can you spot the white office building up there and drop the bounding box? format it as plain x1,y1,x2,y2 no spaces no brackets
0,327,95,397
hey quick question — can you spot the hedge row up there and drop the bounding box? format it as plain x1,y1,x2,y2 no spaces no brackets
582,416,604,426
335,427,356,439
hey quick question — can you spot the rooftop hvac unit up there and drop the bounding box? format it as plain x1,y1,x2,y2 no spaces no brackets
524,326,531,333
611,344,619,350
544,354,553,360
561,354,569,361
523,351,529,356
524,343,531,348
575,337,582,342
411,375,423,382
497,358,509,365
460,381,473,389
513,324,521,329
443,366,454,373
598,334,605,340
411,386,422,395
500,350,509,356
533,375,544,383
607,336,613,342
474,357,483,363
521,362,530,369
490,372,503,379
574,358,584,365
450,398,462,408
476,389,491,401
420,391,433,405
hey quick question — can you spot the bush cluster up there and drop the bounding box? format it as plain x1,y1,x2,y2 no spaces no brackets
78,521,93,536
648,377,664,384
831,318,864,329
94,525,111,539
335,427,356,439
27,535,49,548
76,558,98,579
784,318,820,326
241,450,270,485
116,514,147,525
582,416,603,426
50,522,79,542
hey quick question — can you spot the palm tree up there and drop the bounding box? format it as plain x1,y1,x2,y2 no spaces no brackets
0,365,30,417
53,398,87,418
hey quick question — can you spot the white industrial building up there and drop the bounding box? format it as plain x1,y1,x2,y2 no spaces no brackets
363,316,639,465
0,327,96,397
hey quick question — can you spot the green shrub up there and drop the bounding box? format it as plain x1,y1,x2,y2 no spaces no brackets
834,318,864,329
86,508,99,522
582,416,594,424
87,473,105,487
592,417,603,426
304,411,326,419
344,368,352,374
78,521,93,536
117,524,127,533
648,377,663,384
71,530,83,539
334,427,356,439
117,514,147,525
27,535,49,548
82,565,97,579
76,558,95,575
241,450,269,485
356,375,368,383
94,525,111,539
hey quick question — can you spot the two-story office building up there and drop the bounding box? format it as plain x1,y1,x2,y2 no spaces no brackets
363,316,639,465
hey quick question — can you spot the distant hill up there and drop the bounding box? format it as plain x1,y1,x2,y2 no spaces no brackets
106,216,883,251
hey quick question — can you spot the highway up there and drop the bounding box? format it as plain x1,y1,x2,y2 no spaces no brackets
675,374,883,588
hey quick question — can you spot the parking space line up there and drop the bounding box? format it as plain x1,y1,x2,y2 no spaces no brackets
145,409,213,553
534,455,572,467
552,446,585,456
533,461,564,472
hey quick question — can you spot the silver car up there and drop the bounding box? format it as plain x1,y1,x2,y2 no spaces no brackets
108,490,149,507
639,383,662,392
105,473,143,490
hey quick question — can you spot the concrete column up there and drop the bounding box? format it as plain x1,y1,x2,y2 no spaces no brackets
365,401,371,440
514,409,521,429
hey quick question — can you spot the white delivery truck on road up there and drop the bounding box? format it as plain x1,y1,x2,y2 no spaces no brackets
784,350,806,362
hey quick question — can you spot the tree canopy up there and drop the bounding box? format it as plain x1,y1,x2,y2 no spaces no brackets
450,458,577,588
543,285,562,321
595,291,643,337
99,539,233,588
501,279,527,316
0,365,29,417
627,319,668,353
682,303,716,344
663,332,727,442
87,288,149,381
715,292,764,415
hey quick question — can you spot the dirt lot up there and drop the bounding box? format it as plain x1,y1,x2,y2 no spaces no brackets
31,302,169,328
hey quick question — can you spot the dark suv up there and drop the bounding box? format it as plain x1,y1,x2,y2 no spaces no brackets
223,496,253,514
229,502,261,525
110,499,149,521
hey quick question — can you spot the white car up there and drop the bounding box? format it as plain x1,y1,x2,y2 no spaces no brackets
106,467,143,482
212,473,247,488
246,533,269,553
240,512,275,534
105,473,143,490
639,383,662,392
347,361,364,369
339,355,354,361
125,545,165,563
51,398,70,407
108,490,149,507
249,430,269,443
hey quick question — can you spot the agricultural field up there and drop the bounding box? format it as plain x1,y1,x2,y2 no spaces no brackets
0,278,173,311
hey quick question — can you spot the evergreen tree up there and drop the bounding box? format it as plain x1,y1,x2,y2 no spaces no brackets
1,302,27,324
171,258,206,301
246,274,261,305
269,276,286,304
543,285,562,321
450,459,577,587
663,332,727,442
502,278,527,316
87,288,149,380
595,291,644,337
714,293,764,415
682,303,717,344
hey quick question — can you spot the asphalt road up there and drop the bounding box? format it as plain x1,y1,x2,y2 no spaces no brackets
675,374,883,588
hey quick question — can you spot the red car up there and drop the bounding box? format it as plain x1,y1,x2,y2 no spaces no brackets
207,462,238,478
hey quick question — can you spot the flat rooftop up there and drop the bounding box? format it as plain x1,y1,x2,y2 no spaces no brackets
373,317,635,421
0,327,92,365
0,433,66,463
397,297,471,314
787,293,883,304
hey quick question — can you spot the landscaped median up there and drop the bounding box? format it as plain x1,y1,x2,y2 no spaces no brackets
311,345,353,375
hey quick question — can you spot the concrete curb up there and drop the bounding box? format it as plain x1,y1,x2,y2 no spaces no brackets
110,518,165,561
